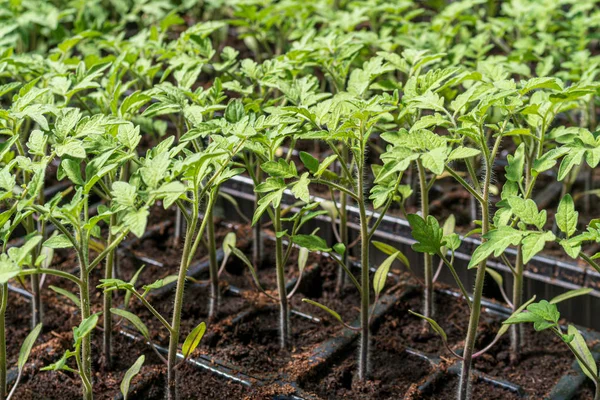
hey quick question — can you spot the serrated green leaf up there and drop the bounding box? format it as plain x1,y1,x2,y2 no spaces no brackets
468,226,524,268
522,231,555,264
557,194,578,238
407,214,443,255
291,173,310,203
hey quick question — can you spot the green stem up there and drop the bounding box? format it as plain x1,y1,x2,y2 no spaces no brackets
206,191,219,321
510,246,524,364
103,213,117,370
457,134,502,400
167,219,195,400
0,284,7,400
336,144,349,294
76,254,93,399
252,163,264,270
357,145,370,381
417,160,433,320
274,206,289,349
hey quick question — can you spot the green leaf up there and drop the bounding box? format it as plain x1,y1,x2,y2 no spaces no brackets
225,100,244,123
0,259,20,284
55,140,86,159
121,355,145,400
507,196,546,229
315,155,338,177
123,208,149,238
407,214,443,255
291,173,310,203
302,299,344,324
261,159,297,178
505,143,525,182
498,296,537,337
73,313,99,345
568,325,597,382
373,252,398,295
110,308,149,340
299,152,319,174
61,159,84,186
182,322,207,358
468,226,524,268
154,181,186,209
408,311,447,342
228,246,260,286
333,243,346,255
557,194,578,238
50,285,81,307
372,241,410,270
560,238,581,259
447,147,481,161
420,147,448,175
222,232,236,257
18,323,42,371
485,268,504,290
298,247,309,273
291,234,331,252
112,182,137,210
549,288,593,305
558,150,585,181
520,77,562,94
521,231,555,263
252,190,283,226
43,234,73,249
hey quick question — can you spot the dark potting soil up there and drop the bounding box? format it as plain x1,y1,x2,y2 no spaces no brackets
10,324,164,399
118,208,252,288
473,325,574,399
417,374,521,400
377,289,476,355
126,363,251,400
299,331,433,399
129,283,248,348
573,379,597,399
201,307,345,380
379,289,576,398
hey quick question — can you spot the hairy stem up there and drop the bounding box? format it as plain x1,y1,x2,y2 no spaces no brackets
77,257,93,399
336,143,350,293
417,160,433,320
102,213,117,370
457,134,502,400
0,284,7,399
509,246,523,363
252,163,264,270
274,207,289,349
357,145,370,381
207,191,219,320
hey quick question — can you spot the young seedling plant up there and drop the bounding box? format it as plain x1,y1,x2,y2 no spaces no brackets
101,134,248,400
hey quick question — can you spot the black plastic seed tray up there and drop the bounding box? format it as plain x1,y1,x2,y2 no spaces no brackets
220,174,600,331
